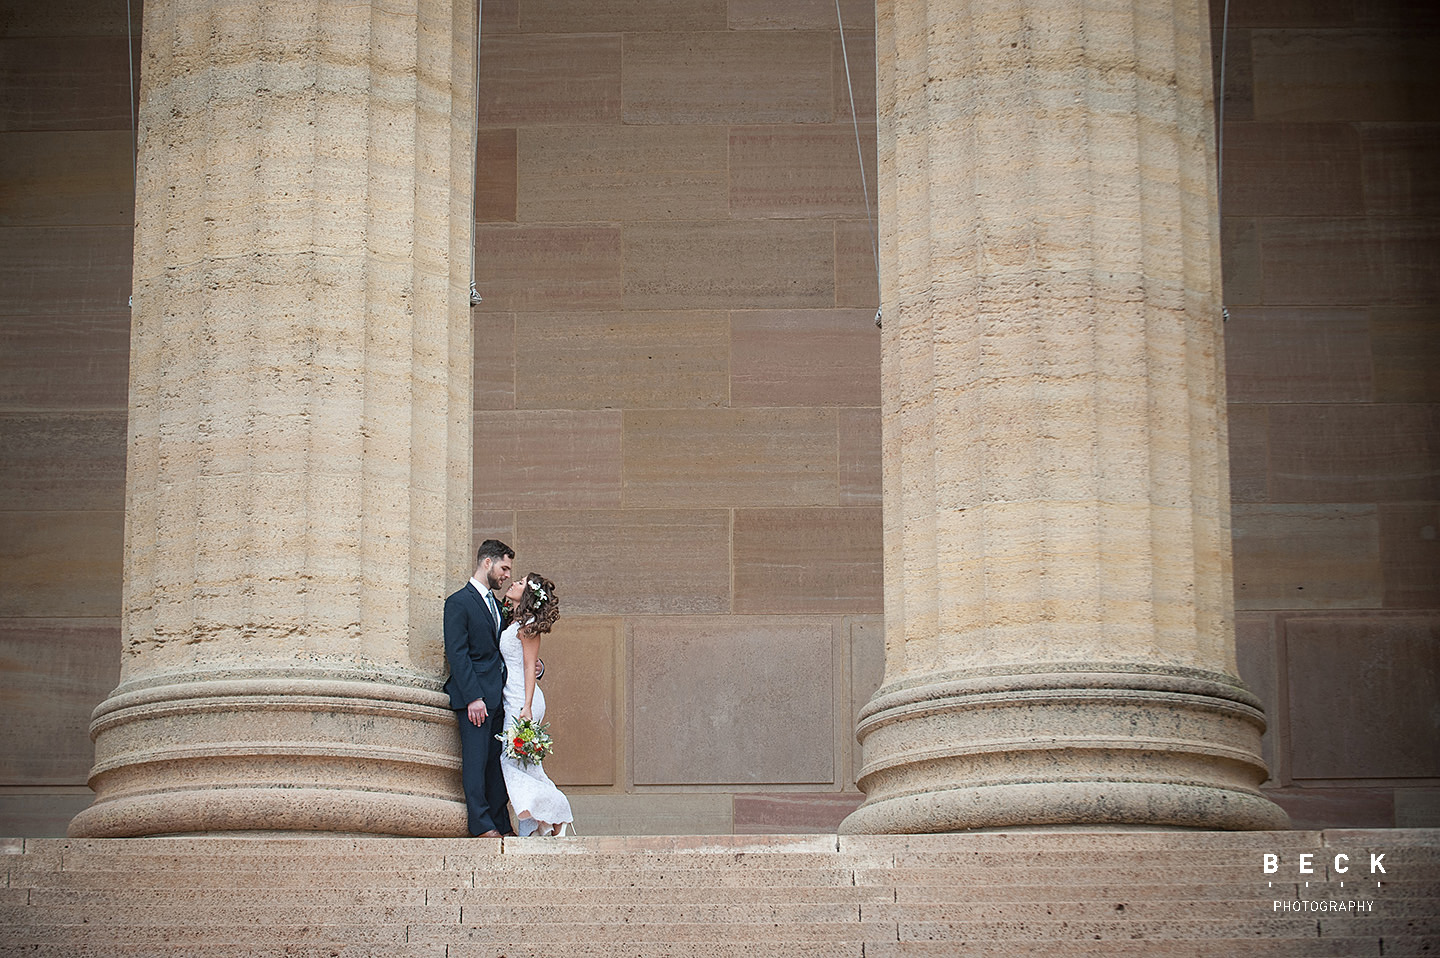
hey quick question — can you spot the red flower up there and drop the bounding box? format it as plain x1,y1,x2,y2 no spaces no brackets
514,737,524,749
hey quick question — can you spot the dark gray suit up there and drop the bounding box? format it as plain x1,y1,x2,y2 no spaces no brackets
443,580,511,835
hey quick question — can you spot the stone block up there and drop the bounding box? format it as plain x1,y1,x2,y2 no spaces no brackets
1252,29,1440,122
729,0,874,31
533,617,618,788
848,616,885,786
1395,788,1440,828
1286,615,1440,779
0,511,122,617
1379,503,1440,609
481,0,520,34
1226,404,1269,503
838,407,881,506
733,793,864,833
473,512,517,554
623,408,838,507
623,220,835,310
0,619,119,783
631,616,836,785
1371,307,1440,403
1232,505,1382,610
474,129,516,223
474,312,515,411
1234,613,1281,784
477,35,621,126
1265,787,1397,830
1361,122,1440,216
517,125,728,223
0,2,139,37
515,510,730,615
733,508,881,614
1223,308,1372,403
514,311,729,410
0,131,133,226
0,37,133,131
1369,216,1440,305
473,410,622,510
0,790,97,839
1257,217,1373,306
1213,29,1254,123
0,412,126,511
729,125,875,219
472,225,622,311
730,309,880,407
1219,123,1364,217
833,31,876,122
835,220,882,309
1210,0,1356,28
0,226,132,316
519,793,737,836
518,0,726,33
622,32,833,124
1219,216,1262,305
1266,404,1439,502
0,312,130,412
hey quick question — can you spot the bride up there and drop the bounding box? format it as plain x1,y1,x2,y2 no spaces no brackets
498,572,573,837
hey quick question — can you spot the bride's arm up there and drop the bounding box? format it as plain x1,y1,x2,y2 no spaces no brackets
519,627,541,720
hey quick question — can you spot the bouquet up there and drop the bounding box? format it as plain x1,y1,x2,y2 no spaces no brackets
498,716,554,767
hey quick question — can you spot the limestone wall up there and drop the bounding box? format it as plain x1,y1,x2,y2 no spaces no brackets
0,0,1435,835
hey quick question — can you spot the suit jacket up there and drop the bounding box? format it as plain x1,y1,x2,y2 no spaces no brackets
442,581,507,711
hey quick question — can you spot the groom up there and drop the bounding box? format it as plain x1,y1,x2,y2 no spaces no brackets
444,538,515,837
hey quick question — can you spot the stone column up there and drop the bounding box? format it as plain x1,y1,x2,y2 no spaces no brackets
841,0,1289,832
69,0,476,837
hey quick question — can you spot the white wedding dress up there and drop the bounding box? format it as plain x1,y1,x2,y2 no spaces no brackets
498,621,573,833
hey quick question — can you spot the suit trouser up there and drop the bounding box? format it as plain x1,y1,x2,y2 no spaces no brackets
456,705,511,836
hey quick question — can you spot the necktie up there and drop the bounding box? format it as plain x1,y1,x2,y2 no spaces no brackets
484,590,498,626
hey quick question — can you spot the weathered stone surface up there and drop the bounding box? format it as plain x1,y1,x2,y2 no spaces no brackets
1233,505,1383,610
729,310,880,407
533,617,619,788
0,131,133,226
0,510,122,618
732,507,882,614
1222,308,1372,403
473,410,622,510
477,35,621,125
623,220,835,310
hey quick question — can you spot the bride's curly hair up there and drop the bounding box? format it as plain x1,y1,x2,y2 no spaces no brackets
515,573,559,635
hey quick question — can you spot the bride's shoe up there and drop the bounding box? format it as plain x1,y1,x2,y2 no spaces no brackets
555,822,569,837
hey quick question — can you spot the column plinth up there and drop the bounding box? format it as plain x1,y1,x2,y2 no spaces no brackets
69,0,477,837
842,0,1289,833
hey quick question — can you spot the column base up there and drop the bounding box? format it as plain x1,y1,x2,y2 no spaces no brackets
68,667,467,838
840,664,1291,834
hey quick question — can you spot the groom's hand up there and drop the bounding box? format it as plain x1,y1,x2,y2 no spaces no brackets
467,698,488,726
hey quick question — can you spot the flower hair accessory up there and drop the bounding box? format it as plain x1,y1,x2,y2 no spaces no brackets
527,578,549,605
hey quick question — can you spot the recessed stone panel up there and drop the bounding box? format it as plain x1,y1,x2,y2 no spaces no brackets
472,225,622,311
1232,504,1382,610
517,126,728,223
1379,502,1440,609
631,616,835,785
623,408,838,507
1222,308,1372,402
0,510,122,617
729,125,875,219
515,311,729,410
1371,307,1440,403
533,616,618,788
473,410,622,510
0,131,133,226
516,510,730,615
0,618,119,783
0,412,126,511
1267,403,1439,502
730,309,880,407
0,226,132,316
733,508,882,614
0,37,133,131
624,221,834,310
838,407,881,506
622,32,833,124
518,0,725,33
1286,615,1440,779
477,35,621,126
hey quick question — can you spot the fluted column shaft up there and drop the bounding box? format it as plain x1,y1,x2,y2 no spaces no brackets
70,0,476,837
842,0,1288,832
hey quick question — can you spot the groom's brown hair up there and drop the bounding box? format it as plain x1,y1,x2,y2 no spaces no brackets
476,538,514,566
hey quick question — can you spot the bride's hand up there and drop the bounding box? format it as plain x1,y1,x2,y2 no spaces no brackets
518,705,532,721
